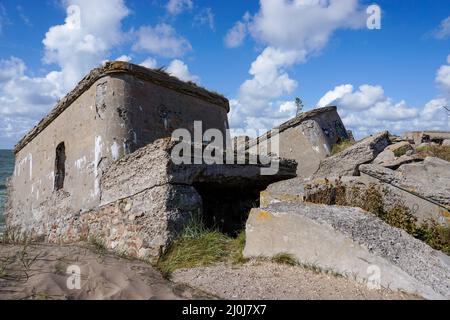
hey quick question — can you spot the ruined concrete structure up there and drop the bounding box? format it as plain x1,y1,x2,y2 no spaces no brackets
9,61,230,218
6,61,296,260
247,106,349,178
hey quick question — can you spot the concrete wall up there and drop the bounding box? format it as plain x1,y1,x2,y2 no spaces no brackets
9,75,128,227
120,73,229,151
247,106,348,178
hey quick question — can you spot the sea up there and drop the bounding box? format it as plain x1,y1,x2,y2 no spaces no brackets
0,150,14,233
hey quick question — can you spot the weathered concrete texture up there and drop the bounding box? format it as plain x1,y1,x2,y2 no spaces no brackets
403,131,450,145
360,158,450,208
313,131,390,178
8,61,231,236
7,138,297,260
7,184,199,261
244,202,450,300
247,106,349,179
373,149,396,166
14,61,229,154
374,151,423,169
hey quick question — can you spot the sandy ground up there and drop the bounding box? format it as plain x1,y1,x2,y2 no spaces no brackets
172,261,418,300
0,243,211,300
1,243,418,300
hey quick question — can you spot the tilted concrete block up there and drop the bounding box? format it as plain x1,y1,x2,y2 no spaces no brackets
244,202,450,300
314,131,390,178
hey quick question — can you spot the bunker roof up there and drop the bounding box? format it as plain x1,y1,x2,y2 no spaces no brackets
14,61,229,154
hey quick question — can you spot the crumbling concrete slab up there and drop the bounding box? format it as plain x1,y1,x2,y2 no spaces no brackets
244,202,450,300
386,141,414,155
373,149,396,166
313,131,390,178
360,158,450,208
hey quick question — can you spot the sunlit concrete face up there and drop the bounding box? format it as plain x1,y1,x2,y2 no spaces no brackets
247,106,349,179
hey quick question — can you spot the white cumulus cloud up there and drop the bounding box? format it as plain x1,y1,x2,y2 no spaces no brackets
43,0,130,92
224,12,251,48
166,59,199,82
436,54,450,95
0,57,62,145
229,0,365,132
0,0,132,146
115,55,132,62
133,23,192,58
249,0,364,52
140,57,158,69
194,7,215,31
317,83,449,138
166,0,193,16
433,16,450,39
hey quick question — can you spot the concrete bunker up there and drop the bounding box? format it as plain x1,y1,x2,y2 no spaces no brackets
6,62,297,260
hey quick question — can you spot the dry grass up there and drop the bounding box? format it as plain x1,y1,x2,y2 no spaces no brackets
331,140,357,155
270,253,342,277
271,253,298,266
306,182,450,255
416,144,450,162
0,244,42,283
157,213,247,278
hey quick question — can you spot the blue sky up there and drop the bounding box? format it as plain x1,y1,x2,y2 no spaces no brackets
0,0,450,149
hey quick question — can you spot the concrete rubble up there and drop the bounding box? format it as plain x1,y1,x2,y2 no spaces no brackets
244,128,450,299
313,131,390,178
360,158,450,209
404,131,450,145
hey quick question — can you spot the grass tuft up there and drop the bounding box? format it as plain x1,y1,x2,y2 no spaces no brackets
331,139,357,155
271,253,298,266
88,236,107,256
157,212,247,277
269,253,343,277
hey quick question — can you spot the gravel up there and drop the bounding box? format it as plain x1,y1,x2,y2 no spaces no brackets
172,260,418,300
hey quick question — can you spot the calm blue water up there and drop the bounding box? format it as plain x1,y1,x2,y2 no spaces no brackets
0,150,14,229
